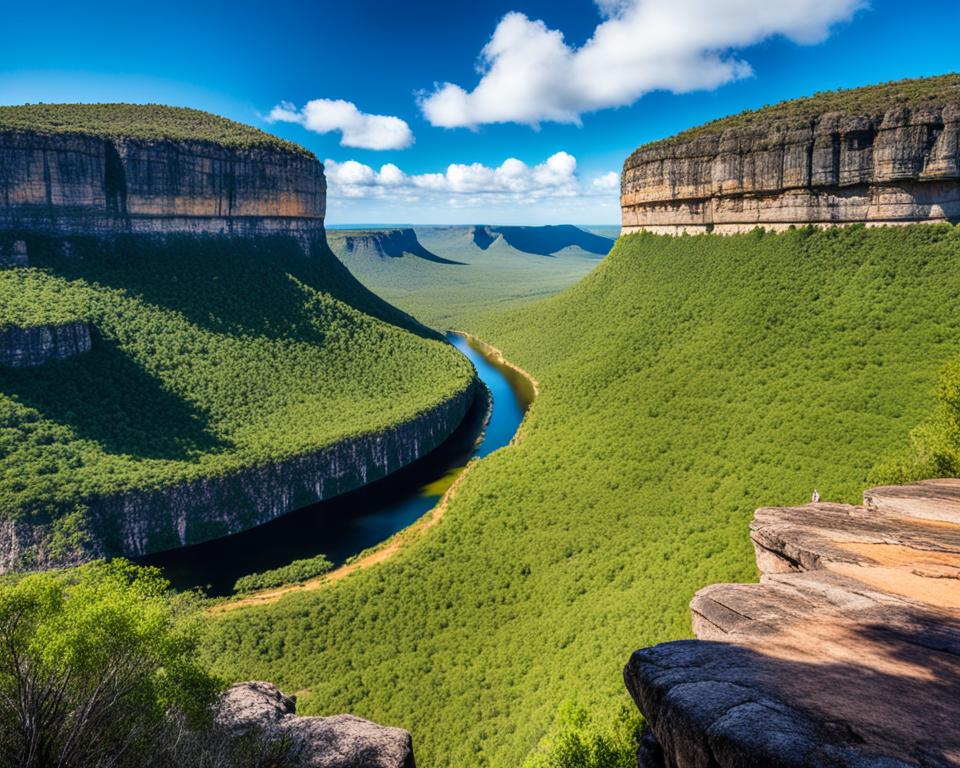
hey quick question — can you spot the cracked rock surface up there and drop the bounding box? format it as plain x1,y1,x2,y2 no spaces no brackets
625,479,960,767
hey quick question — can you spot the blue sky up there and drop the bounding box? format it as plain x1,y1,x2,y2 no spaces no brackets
2,0,958,225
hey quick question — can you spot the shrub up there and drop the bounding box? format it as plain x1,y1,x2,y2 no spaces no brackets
0,560,218,768
233,554,334,594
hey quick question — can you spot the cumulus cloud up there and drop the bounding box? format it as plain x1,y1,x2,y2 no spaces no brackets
592,171,620,191
324,151,596,205
419,0,865,128
267,99,413,150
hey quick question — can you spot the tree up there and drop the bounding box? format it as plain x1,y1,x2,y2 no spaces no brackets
0,560,219,768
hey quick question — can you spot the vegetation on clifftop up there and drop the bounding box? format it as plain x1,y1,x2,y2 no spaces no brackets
633,73,960,156
0,103,313,157
205,224,960,767
0,234,474,555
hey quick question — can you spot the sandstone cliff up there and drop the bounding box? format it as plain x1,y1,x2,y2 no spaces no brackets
622,78,960,234
624,479,960,767
0,128,325,236
1,379,476,570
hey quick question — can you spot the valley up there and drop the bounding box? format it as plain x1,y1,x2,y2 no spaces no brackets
328,225,611,329
2,64,960,768
205,223,960,767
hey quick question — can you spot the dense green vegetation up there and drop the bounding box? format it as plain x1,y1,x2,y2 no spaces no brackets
0,234,474,550
0,561,215,767
872,354,960,484
636,73,960,153
233,553,333,594
0,560,296,767
521,704,641,768
205,225,960,767
330,225,607,329
0,103,312,156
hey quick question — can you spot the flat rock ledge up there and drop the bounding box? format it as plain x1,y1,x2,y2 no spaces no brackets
624,479,960,767
216,682,415,768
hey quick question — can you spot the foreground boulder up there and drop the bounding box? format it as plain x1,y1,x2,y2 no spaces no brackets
217,682,415,768
625,479,960,767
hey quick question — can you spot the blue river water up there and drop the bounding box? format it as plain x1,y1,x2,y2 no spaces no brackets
140,333,532,596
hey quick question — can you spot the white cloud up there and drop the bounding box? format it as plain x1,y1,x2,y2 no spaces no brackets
267,99,413,150
419,0,865,128
592,171,620,191
324,151,603,206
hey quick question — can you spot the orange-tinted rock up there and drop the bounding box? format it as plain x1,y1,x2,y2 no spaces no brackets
625,480,960,767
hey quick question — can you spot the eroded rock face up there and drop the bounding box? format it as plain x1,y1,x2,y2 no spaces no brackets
0,130,325,236
0,321,92,367
217,682,416,768
624,479,960,767
621,105,960,234
0,379,477,571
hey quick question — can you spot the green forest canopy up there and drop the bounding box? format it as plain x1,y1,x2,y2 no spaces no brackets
0,103,313,157
205,224,960,767
0,235,474,542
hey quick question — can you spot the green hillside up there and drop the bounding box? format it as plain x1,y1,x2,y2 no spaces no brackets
0,234,474,558
0,103,312,156
205,224,960,767
331,225,608,329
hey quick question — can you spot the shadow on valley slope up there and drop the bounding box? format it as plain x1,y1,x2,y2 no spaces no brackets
471,224,615,256
0,339,228,461
24,233,439,342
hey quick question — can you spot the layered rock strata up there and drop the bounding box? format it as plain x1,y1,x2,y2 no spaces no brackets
1,380,477,570
624,479,960,767
0,130,325,236
217,682,416,768
0,320,92,367
622,105,960,234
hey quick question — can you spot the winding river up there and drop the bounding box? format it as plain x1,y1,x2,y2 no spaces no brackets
141,333,533,597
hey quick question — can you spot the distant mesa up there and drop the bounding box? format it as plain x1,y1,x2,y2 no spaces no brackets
621,74,960,234
469,224,614,256
327,228,463,264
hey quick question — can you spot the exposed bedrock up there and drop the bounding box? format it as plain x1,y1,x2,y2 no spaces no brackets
0,320,92,367
1,381,477,571
624,479,960,767
217,682,416,768
0,130,325,236
622,105,960,233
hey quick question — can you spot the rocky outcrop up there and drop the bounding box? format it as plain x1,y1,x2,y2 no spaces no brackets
622,105,960,234
0,320,92,367
624,479,960,767
0,130,325,236
217,682,415,768
0,380,477,570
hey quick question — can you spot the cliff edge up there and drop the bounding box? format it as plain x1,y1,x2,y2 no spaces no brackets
621,75,960,234
0,103,325,236
624,479,960,767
